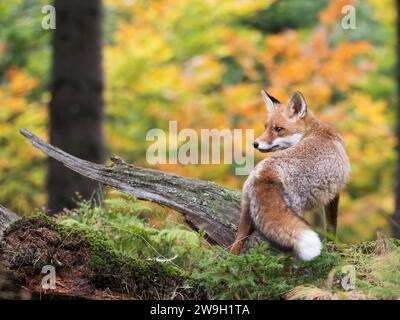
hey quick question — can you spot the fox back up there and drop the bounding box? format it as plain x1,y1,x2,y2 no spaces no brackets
251,91,350,216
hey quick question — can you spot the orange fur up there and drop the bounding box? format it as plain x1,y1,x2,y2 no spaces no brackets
231,90,350,261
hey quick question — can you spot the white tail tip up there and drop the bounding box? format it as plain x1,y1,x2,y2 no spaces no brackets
296,230,322,261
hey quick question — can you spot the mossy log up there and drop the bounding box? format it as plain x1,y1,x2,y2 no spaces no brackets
0,213,201,299
19,129,260,248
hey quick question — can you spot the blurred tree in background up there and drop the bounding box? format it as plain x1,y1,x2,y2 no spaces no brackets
48,0,105,213
0,0,397,242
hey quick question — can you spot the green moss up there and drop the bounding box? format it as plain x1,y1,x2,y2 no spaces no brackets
7,200,399,300
61,222,195,298
6,214,199,299
192,240,400,300
220,188,241,203
192,242,341,299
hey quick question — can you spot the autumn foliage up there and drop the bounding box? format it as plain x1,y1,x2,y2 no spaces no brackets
0,0,396,242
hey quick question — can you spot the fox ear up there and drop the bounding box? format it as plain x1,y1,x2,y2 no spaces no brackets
287,91,307,119
261,90,280,114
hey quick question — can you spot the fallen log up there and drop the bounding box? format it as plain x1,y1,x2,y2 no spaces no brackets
20,129,260,248
0,204,20,238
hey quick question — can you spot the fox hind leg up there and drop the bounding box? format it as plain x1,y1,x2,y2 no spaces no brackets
324,194,339,239
231,193,254,255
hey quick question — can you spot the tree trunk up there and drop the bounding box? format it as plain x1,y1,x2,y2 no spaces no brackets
393,0,400,238
48,0,105,214
21,129,261,248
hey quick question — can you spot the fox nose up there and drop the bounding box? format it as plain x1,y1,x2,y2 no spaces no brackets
252,141,259,149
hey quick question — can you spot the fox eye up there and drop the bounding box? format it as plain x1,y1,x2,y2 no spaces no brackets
274,127,284,133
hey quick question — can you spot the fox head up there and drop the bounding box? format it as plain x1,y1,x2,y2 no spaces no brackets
253,90,308,153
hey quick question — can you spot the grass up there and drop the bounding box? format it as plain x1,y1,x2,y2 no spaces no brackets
58,191,211,272
17,192,400,300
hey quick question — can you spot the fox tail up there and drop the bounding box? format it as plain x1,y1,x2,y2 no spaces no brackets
251,182,322,261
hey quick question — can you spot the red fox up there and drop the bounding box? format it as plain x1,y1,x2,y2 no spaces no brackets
230,90,350,261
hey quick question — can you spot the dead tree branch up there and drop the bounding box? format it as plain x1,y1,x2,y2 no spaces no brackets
20,129,259,248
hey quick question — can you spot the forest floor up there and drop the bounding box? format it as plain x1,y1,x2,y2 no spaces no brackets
1,218,134,300
0,194,399,300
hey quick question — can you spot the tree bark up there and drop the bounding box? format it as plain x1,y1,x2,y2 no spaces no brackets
20,129,260,248
0,204,20,238
394,0,400,238
48,0,105,213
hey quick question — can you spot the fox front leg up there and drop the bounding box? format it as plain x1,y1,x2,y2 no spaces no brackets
324,194,339,239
